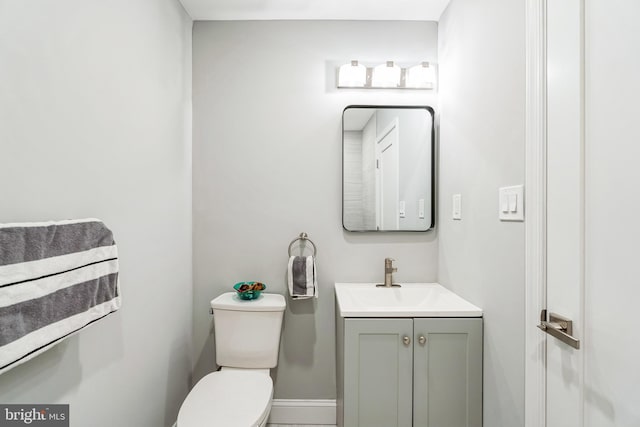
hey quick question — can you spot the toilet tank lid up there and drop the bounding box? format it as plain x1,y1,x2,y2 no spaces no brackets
211,292,286,312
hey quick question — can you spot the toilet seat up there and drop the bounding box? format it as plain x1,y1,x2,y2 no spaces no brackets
177,369,273,427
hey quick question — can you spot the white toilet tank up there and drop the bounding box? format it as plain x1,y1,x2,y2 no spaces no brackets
210,292,286,369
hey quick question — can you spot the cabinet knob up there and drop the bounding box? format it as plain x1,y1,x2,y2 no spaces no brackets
403,336,411,346
418,335,426,345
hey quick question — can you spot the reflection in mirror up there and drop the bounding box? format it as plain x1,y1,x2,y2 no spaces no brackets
342,106,434,232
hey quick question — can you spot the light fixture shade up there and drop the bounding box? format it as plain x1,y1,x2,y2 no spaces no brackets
372,61,401,88
406,62,435,89
338,60,367,88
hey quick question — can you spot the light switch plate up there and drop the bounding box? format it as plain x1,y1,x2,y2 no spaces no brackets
418,199,425,219
499,185,524,221
452,194,462,220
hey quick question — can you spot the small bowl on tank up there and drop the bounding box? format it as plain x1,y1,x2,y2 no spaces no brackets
233,281,266,300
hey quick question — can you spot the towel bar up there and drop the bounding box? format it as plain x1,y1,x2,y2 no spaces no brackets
288,232,317,257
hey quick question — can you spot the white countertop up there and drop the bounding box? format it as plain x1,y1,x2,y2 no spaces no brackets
335,282,483,318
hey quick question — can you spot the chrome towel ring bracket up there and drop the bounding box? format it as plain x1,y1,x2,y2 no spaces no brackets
288,232,317,257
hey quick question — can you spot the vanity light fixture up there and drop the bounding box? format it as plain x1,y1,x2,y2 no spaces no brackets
336,60,436,90
406,62,435,89
338,60,367,88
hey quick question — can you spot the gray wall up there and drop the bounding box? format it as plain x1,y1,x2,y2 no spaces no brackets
438,0,525,425
193,20,438,399
0,1,193,426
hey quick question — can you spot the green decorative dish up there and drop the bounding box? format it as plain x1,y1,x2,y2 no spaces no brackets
233,282,266,300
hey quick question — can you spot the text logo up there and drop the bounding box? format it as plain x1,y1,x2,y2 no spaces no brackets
0,405,68,427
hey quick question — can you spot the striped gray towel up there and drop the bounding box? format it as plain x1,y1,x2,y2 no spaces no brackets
287,255,318,299
0,218,120,374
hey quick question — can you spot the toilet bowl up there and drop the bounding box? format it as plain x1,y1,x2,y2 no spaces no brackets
177,293,286,427
177,368,273,427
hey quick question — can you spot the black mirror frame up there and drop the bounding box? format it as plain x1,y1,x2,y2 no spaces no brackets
341,105,436,232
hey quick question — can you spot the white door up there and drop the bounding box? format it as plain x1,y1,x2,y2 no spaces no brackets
376,120,399,231
545,0,584,425
544,1,640,426
583,1,640,425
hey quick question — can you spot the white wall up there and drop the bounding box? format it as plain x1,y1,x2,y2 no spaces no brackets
343,130,364,230
0,1,192,426
192,20,438,399
361,115,377,230
438,1,526,425
376,108,432,230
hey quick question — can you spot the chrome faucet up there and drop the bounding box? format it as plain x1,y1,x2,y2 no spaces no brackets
377,258,401,288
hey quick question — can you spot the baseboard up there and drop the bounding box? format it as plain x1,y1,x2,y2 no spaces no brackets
267,399,336,425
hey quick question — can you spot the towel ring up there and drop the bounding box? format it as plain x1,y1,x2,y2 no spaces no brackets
288,232,317,257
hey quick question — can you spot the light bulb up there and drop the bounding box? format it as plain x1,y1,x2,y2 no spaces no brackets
371,61,401,88
406,62,435,89
338,60,367,88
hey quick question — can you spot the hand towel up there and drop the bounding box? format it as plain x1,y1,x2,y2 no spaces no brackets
0,218,120,374
287,255,317,299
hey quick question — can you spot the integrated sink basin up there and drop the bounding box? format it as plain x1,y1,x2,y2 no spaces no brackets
335,282,483,317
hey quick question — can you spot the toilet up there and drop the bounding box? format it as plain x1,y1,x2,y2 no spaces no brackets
177,292,286,427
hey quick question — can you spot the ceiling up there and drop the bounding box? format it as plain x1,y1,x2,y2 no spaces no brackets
179,0,451,21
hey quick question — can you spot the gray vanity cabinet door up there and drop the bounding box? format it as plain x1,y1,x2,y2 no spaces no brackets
412,318,483,427
344,318,414,427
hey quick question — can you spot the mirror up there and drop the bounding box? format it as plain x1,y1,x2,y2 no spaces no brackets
342,105,434,232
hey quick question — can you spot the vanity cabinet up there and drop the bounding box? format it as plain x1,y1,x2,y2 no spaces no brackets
336,317,482,427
